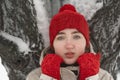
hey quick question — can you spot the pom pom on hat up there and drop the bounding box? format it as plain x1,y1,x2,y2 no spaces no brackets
49,4,90,48
59,4,76,12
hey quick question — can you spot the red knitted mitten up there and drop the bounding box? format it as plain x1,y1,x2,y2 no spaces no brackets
41,54,63,80
77,53,100,80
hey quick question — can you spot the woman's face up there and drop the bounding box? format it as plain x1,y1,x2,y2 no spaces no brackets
53,29,86,64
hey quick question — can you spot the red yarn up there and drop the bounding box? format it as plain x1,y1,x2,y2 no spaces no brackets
77,53,100,80
41,54,63,80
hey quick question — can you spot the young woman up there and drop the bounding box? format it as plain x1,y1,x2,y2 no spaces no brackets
26,4,114,80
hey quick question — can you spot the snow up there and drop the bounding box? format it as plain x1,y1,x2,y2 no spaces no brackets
1,0,118,80
0,31,31,55
67,0,103,20
33,0,50,47
0,57,9,80
117,72,120,80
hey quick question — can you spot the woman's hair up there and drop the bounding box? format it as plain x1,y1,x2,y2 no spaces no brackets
85,47,90,53
42,46,55,57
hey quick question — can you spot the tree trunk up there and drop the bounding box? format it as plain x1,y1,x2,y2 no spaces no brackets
90,0,120,80
0,0,44,80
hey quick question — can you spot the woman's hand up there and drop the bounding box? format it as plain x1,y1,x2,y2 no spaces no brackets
41,54,63,80
77,53,100,80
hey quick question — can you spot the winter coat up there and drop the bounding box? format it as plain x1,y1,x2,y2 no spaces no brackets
26,67,114,80
26,44,114,80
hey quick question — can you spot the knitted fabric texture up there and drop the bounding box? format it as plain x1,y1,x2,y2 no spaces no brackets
41,54,63,80
77,53,100,80
49,4,90,47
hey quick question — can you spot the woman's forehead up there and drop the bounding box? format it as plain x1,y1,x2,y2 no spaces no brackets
58,28,81,34
59,28,79,32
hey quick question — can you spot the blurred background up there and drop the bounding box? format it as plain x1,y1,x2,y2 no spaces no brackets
0,0,120,80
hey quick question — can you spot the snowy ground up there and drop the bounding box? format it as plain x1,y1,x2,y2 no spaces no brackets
0,57,9,80
117,72,120,80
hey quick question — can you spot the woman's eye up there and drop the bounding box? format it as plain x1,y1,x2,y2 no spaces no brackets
56,36,65,40
73,35,81,39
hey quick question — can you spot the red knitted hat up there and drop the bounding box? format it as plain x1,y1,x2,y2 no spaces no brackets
49,4,90,47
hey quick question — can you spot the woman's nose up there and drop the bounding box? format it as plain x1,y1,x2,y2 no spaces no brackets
65,40,74,49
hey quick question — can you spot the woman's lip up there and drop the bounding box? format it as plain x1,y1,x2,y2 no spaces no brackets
65,52,74,58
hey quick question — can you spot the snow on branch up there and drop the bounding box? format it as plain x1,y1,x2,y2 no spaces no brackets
0,31,31,55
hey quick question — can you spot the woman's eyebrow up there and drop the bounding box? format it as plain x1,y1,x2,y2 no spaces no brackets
72,31,80,34
57,32,65,35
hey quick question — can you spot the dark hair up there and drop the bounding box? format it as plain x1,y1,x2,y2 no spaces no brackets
85,46,90,53
43,46,55,57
